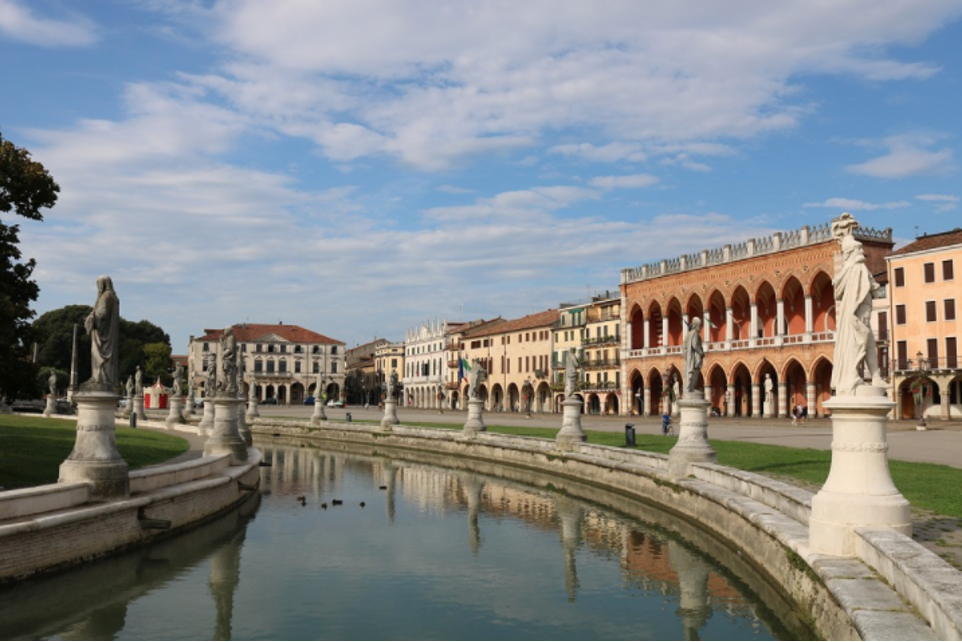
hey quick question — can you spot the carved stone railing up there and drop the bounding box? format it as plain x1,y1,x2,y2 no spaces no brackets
621,220,893,285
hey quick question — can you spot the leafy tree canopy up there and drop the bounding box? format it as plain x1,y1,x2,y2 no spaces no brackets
32,305,171,390
143,342,173,386
0,130,59,400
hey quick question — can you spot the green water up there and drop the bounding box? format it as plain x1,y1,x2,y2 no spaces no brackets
0,439,813,640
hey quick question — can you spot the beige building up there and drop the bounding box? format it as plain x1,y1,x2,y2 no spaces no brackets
459,309,558,413
887,229,962,420
344,338,389,406
374,342,405,401
191,323,345,405
581,293,622,415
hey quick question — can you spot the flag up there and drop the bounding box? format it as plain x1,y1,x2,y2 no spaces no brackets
459,357,468,382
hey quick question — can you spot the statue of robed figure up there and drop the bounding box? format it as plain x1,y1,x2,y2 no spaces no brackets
83,275,120,391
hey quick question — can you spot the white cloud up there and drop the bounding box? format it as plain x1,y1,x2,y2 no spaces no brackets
915,193,959,202
589,174,660,190
0,0,97,46
803,197,911,211
846,133,956,178
185,1,962,170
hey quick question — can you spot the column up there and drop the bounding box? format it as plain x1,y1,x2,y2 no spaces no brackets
806,382,816,418
703,312,711,343
704,384,712,405
941,380,951,420
643,386,651,417
776,299,785,336
661,315,669,348
777,382,788,418
749,302,759,341
643,319,650,351
726,383,736,417
725,307,734,344
804,295,814,336
681,313,689,345
751,383,761,418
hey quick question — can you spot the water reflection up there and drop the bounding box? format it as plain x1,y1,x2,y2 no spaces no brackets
0,438,811,640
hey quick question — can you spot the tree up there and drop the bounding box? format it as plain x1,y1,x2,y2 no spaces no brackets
0,130,59,400
32,305,171,389
143,342,173,385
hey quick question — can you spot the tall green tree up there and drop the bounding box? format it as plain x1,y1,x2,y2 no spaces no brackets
143,342,173,385
0,130,59,400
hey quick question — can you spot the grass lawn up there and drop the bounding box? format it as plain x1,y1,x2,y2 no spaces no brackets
0,415,189,489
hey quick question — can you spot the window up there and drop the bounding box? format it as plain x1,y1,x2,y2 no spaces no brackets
268,344,275,353
948,337,958,369
280,345,286,353
897,341,908,370
267,360,275,373
279,360,287,373
944,259,955,281
254,359,263,373
943,298,957,321
924,262,935,283
294,345,303,353
877,311,888,342
313,363,319,373
295,361,301,373
926,301,938,322
928,338,939,368
896,304,907,325
894,267,905,287
313,346,320,354
256,344,262,352
332,362,338,373
203,342,209,351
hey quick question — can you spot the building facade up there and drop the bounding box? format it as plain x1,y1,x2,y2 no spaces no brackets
619,220,894,418
344,338,389,406
191,323,345,405
404,320,448,410
374,342,405,401
887,229,962,420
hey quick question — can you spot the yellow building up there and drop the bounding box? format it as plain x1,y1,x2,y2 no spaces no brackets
582,293,622,415
887,229,962,420
459,309,558,413
374,342,405,401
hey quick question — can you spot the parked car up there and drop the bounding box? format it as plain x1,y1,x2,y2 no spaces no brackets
304,396,315,405
326,399,344,408
263,397,278,405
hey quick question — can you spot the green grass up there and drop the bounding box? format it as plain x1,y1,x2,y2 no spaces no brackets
0,415,190,489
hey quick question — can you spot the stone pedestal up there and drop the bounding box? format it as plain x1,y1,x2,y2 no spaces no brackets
763,401,773,418
556,398,586,449
668,398,717,479
165,395,183,429
203,395,248,464
134,394,147,421
246,398,259,421
381,397,400,429
310,398,327,425
810,387,911,557
198,399,215,436
58,390,129,500
463,398,486,434
123,394,133,419
43,394,56,417
184,396,194,420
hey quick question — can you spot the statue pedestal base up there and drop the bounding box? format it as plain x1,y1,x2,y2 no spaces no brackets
59,390,129,500
165,396,183,429
203,395,248,464
463,399,486,434
381,398,400,429
43,394,56,417
246,399,259,421
763,401,773,418
810,387,911,557
668,398,717,479
311,400,327,425
184,397,194,420
556,398,586,449
135,394,147,421
123,394,133,419
198,399,215,436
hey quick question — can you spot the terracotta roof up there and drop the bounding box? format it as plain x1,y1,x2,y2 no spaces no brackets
890,228,962,256
197,323,342,345
469,309,559,338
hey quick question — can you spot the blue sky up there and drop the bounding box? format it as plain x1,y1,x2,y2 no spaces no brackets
3,1,961,352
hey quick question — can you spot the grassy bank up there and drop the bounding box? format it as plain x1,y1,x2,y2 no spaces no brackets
0,415,189,489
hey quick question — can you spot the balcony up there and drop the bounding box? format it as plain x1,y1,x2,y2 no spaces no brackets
624,331,835,360
447,358,460,368
582,335,621,347
582,357,621,370
894,356,960,375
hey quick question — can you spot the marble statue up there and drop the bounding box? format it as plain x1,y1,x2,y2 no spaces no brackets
249,376,257,401
219,327,237,394
48,371,57,396
564,351,578,398
830,213,883,396
125,375,134,398
84,275,120,389
387,369,399,400
172,364,183,396
135,365,143,391
764,373,773,402
683,317,704,394
672,375,680,402
467,358,486,400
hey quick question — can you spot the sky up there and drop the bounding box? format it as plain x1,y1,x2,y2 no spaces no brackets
2,1,962,353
